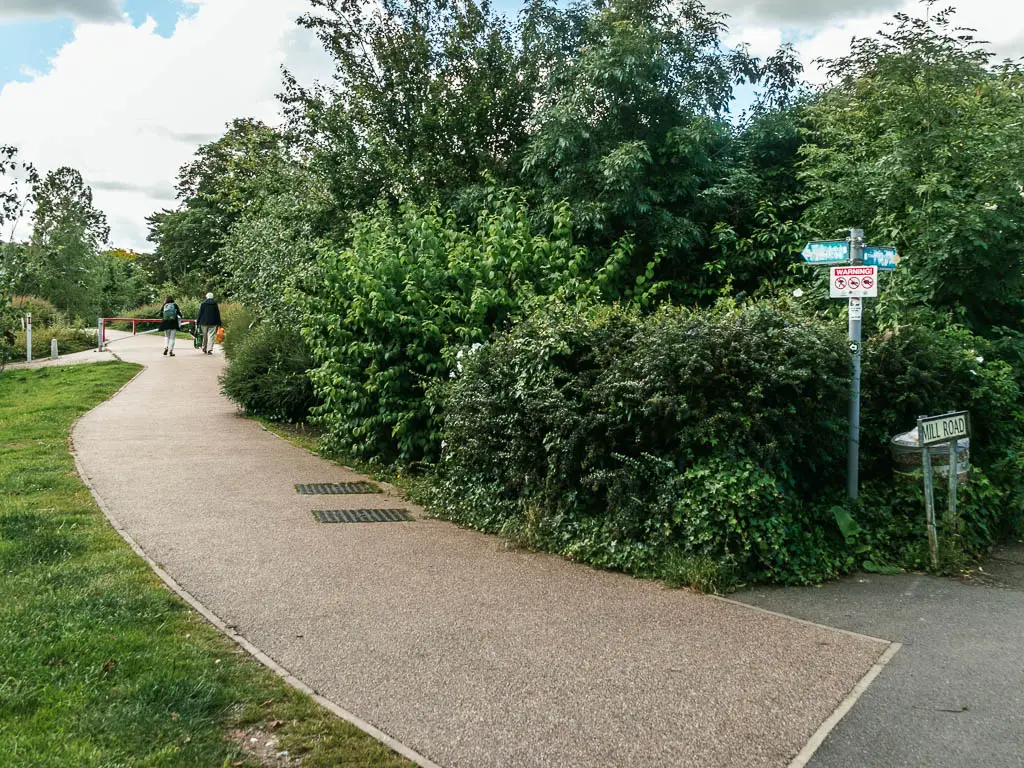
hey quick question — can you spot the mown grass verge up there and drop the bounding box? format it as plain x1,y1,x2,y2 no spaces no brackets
0,363,414,768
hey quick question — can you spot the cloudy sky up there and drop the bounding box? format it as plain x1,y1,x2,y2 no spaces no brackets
0,0,1022,251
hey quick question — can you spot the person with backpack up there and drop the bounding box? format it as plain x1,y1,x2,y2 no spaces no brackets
195,292,222,355
160,295,183,357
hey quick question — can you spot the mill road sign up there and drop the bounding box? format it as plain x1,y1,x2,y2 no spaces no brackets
919,411,970,447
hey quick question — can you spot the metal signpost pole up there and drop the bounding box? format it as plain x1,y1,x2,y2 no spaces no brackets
918,417,939,568
947,438,959,532
847,229,864,500
803,234,895,501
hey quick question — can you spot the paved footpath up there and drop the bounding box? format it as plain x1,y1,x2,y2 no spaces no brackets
72,334,894,768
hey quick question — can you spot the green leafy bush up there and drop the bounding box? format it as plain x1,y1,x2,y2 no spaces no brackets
9,296,62,327
15,326,95,359
430,300,852,585
219,323,317,423
302,193,634,465
219,304,254,359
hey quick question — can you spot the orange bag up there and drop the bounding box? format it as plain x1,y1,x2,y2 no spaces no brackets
216,327,225,343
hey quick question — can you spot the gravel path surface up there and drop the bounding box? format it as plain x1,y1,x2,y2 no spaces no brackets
72,334,894,768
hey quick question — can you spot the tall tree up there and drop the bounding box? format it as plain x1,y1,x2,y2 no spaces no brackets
147,118,288,294
26,167,109,319
519,0,799,297
284,0,538,225
799,5,1024,331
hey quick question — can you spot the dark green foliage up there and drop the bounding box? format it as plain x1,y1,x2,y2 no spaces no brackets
521,0,804,298
432,301,1024,585
292,0,537,218
430,300,852,584
219,323,317,423
856,320,1024,562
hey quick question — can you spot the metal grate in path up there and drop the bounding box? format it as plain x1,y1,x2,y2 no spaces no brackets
312,509,414,524
295,482,381,495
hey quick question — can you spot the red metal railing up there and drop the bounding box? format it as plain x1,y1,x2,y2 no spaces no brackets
97,317,195,349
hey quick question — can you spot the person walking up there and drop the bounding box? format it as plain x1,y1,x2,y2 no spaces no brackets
160,296,183,357
196,292,222,355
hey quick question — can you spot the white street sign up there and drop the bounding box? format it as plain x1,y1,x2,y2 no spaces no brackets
849,297,863,320
919,411,970,446
830,266,878,298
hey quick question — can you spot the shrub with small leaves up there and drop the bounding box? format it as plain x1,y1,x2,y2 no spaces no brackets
219,323,317,423
430,299,852,585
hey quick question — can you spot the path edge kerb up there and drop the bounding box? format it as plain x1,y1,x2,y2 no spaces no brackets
68,363,443,768
787,641,902,768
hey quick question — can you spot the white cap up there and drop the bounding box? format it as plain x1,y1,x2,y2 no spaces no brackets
206,292,214,299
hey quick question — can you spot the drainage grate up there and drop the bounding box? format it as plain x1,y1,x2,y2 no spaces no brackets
312,508,414,524
295,482,381,495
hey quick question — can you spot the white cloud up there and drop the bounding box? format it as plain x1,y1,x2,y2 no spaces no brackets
714,0,897,28
719,0,1024,83
0,0,121,22
0,0,333,250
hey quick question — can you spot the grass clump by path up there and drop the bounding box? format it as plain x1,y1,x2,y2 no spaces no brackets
0,363,415,768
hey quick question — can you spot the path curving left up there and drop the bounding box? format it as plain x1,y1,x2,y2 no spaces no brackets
72,333,896,768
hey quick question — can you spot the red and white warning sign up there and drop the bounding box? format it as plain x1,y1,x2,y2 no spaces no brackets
830,265,878,298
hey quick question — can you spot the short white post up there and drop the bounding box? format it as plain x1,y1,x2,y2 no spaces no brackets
50,338,58,359
25,312,32,362
97,318,104,351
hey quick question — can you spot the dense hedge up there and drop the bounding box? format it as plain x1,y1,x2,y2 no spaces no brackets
430,301,1024,587
429,300,852,586
219,322,317,423
217,306,317,423
855,321,1024,568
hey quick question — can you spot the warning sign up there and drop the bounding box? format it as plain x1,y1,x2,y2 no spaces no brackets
830,266,878,298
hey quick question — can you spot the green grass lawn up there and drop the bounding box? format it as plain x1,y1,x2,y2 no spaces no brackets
0,363,414,768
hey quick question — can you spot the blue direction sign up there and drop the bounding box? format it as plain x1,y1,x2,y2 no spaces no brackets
863,246,900,270
802,240,849,264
